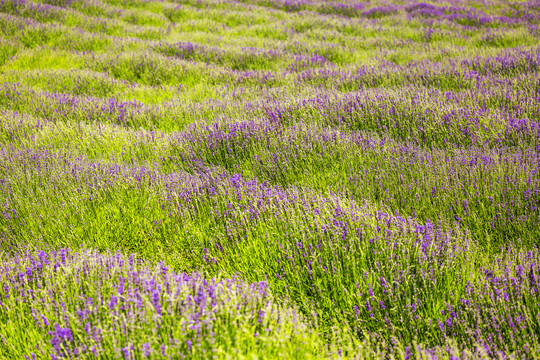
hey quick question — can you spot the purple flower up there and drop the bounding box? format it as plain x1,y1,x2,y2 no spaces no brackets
142,343,150,357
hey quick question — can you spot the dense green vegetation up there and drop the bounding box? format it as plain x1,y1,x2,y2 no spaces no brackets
0,0,539,358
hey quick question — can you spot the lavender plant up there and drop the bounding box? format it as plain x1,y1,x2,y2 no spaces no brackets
0,248,323,359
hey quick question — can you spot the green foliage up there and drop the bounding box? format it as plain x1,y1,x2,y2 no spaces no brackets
1,0,540,357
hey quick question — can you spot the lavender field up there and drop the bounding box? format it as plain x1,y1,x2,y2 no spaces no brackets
0,0,539,358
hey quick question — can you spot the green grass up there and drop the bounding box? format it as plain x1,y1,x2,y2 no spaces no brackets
1,0,540,358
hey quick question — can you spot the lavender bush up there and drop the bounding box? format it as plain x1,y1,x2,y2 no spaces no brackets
0,248,323,359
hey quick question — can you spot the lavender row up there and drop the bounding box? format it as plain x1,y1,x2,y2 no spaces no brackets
1,148,540,356
2,111,538,245
1,63,538,146
0,248,322,359
2,0,538,77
